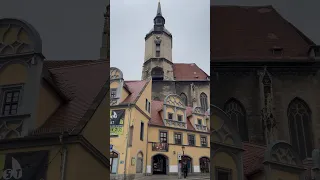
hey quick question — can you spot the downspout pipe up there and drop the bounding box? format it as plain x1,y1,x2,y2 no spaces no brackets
59,134,68,180
124,103,132,180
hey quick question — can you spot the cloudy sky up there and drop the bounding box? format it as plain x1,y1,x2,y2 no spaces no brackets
0,0,106,60
111,0,210,80
212,0,320,44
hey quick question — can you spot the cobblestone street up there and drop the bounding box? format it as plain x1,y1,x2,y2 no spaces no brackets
135,175,210,180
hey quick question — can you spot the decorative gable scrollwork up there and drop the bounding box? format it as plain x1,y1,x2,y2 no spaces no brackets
0,119,24,139
0,18,43,56
110,67,123,80
163,94,187,129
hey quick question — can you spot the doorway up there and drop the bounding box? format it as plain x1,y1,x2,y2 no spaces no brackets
152,154,168,174
182,156,193,173
200,157,210,173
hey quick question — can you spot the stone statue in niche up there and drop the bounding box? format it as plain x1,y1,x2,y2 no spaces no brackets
191,83,197,102
154,35,162,44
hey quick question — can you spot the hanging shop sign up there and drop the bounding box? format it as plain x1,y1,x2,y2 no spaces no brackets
0,150,49,180
110,110,125,135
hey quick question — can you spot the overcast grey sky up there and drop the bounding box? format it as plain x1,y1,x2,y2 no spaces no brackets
111,0,210,80
212,0,320,44
0,0,106,60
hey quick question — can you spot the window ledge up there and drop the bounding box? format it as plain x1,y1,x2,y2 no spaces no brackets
0,113,31,120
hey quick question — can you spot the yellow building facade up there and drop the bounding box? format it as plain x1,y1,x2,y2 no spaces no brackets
0,10,110,180
110,67,152,180
110,68,210,180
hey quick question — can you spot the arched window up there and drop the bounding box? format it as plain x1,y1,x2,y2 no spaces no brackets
151,67,164,80
224,98,248,142
287,98,312,160
200,93,208,111
136,152,143,173
180,93,188,106
110,151,119,174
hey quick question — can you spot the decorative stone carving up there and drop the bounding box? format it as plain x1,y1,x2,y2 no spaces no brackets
164,95,184,108
265,141,303,167
110,67,123,80
0,18,43,56
154,35,162,44
0,119,24,139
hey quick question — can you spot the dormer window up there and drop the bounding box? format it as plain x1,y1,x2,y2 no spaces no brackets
271,46,283,56
177,115,183,122
1,86,22,116
197,119,202,125
168,113,173,120
110,88,117,98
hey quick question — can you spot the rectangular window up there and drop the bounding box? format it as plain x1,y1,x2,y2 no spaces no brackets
160,131,167,143
216,167,232,180
174,133,182,145
177,115,183,121
110,88,117,98
197,119,202,125
148,102,151,113
188,134,195,146
156,44,160,57
168,113,173,120
145,99,148,111
129,126,134,146
140,122,144,141
200,136,207,147
2,89,20,116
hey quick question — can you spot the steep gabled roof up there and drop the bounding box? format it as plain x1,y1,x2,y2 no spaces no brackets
211,5,315,60
121,80,149,104
33,60,109,135
173,63,209,81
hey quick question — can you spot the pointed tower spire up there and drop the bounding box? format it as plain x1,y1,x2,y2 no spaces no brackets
153,1,165,31
100,5,110,60
156,1,162,16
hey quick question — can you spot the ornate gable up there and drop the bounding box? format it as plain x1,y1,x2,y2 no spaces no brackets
163,94,187,129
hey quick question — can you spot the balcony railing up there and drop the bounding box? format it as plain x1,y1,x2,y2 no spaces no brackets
152,142,169,152
195,124,207,131
164,119,186,129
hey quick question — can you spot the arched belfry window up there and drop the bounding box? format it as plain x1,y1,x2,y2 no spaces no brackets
287,98,312,160
180,93,188,106
151,67,164,80
200,93,208,111
224,98,248,142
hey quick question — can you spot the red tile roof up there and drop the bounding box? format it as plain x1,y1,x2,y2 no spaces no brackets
211,5,315,60
243,143,266,176
150,101,207,132
33,60,109,135
173,63,209,81
121,80,148,104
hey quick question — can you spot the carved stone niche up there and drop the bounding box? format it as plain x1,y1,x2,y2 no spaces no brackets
264,141,306,180
0,18,42,56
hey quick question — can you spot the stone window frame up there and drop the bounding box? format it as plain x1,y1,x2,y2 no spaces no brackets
0,84,24,117
200,135,207,147
187,133,196,146
174,132,183,145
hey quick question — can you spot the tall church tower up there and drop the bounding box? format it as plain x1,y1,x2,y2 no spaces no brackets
100,5,110,60
141,2,174,80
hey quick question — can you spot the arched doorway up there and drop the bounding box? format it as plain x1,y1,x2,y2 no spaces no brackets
182,155,193,173
152,154,168,174
110,151,119,174
136,152,143,173
199,157,210,173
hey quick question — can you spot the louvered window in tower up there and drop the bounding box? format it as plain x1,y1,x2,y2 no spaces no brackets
287,98,312,160
224,99,248,142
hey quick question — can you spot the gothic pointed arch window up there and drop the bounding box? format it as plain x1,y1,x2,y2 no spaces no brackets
180,93,188,106
224,98,248,142
287,98,313,160
200,93,208,111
